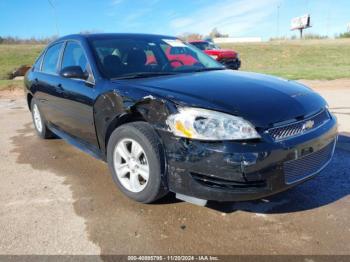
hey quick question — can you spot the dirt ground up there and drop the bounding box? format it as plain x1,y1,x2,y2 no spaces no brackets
0,79,349,256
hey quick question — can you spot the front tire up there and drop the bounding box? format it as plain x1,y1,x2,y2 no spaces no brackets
30,98,54,139
107,122,168,203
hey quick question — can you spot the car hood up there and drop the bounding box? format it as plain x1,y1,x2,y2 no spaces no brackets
117,70,327,128
205,49,237,58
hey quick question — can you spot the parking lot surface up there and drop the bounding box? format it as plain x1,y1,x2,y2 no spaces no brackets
0,79,349,255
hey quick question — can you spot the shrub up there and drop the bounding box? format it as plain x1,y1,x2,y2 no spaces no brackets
337,32,350,38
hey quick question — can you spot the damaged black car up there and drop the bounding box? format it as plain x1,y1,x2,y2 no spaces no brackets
24,33,338,205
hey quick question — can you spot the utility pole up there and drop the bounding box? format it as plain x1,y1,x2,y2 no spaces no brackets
277,4,280,39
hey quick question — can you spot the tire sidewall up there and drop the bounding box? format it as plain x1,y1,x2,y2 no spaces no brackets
107,123,164,203
31,98,46,138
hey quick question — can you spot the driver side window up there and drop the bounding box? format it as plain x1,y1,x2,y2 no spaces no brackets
62,42,88,73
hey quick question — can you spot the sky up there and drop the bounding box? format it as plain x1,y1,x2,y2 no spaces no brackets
0,0,349,40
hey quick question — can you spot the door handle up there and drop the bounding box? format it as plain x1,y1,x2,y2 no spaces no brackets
56,84,64,93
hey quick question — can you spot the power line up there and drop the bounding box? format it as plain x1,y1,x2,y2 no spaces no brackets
276,4,280,39
48,0,60,36
326,0,331,37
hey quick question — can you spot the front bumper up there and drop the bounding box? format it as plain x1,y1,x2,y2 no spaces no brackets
158,115,338,201
220,58,241,70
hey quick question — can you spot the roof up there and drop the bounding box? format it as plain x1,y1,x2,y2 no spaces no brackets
54,33,178,43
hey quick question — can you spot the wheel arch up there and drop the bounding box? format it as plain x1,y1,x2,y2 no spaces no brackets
104,110,146,153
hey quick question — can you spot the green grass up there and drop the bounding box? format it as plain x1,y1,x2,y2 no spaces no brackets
219,39,350,80
0,40,349,91
0,44,44,80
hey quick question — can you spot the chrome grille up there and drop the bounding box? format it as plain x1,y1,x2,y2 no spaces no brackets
284,139,336,184
268,109,330,141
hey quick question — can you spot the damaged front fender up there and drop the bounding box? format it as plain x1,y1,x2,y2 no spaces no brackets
93,86,177,156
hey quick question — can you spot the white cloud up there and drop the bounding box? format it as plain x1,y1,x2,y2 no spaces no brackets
170,18,193,29
111,0,159,7
111,0,124,6
124,8,152,23
169,0,280,36
108,0,161,22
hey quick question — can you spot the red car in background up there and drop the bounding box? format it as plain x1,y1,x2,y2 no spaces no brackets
147,47,200,68
189,40,241,70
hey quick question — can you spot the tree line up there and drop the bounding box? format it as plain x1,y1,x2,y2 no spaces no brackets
0,36,58,44
1,28,349,44
0,28,228,44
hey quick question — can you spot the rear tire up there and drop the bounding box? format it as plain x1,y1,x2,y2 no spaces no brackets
30,98,54,139
107,122,168,203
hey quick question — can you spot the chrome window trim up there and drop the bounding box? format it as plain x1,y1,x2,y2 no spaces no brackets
60,39,96,86
38,40,96,86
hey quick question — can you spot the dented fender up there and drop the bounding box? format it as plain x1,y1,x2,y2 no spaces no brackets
93,86,177,155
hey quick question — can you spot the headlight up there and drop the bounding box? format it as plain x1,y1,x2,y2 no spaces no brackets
166,107,260,141
209,55,218,60
236,53,240,59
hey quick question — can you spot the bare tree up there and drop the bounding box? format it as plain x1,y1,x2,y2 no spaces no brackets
177,33,203,41
209,28,228,38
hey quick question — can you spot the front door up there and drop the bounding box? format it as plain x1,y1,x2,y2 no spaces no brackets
54,41,98,147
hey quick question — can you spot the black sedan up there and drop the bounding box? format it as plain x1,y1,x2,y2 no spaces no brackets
24,33,337,205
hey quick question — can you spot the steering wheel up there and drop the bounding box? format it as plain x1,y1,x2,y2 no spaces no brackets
162,59,185,70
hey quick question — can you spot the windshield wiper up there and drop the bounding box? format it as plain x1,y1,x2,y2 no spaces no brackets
194,67,226,72
111,72,177,80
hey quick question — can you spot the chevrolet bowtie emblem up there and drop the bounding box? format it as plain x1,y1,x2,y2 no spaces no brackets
302,120,315,130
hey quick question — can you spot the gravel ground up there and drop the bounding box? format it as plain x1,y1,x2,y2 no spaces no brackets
0,79,349,256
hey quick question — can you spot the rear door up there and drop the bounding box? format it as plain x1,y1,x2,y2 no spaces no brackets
34,42,65,124
54,41,98,147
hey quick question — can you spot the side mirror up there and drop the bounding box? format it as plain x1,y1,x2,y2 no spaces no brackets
60,66,88,80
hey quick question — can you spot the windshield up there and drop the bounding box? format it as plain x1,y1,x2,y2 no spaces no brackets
89,37,224,79
190,42,220,51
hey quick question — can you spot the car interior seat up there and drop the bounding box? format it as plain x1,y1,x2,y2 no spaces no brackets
103,55,124,78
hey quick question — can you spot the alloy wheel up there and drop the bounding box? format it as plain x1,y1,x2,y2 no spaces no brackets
32,104,43,133
113,138,150,193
